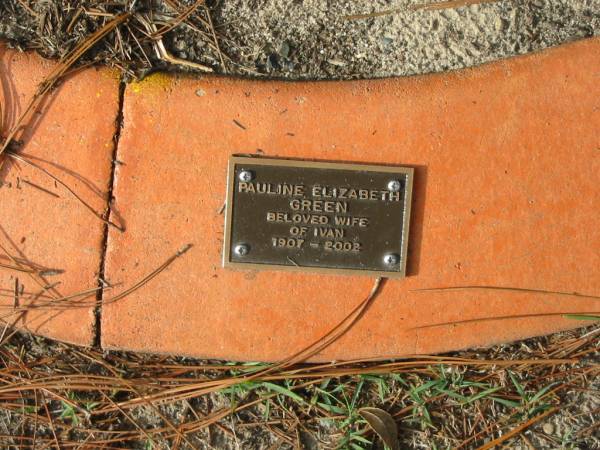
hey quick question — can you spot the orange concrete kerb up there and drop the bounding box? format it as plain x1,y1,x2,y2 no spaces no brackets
0,46,120,345
1,39,598,360
101,38,599,361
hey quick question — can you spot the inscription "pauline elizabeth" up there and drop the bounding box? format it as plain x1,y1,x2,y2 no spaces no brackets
238,182,401,202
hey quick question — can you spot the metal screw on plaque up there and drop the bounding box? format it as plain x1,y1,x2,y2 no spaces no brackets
383,253,400,266
238,170,254,182
234,244,250,257
387,179,402,192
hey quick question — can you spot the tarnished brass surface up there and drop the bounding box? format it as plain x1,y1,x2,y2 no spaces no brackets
223,157,413,277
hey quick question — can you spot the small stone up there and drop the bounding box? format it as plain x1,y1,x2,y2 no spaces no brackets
195,88,206,97
173,39,186,51
380,36,393,48
327,59,346,67
542,423,554,435
279,41,290,58
581,404,590,413
495,17,508,31
267,53,280,70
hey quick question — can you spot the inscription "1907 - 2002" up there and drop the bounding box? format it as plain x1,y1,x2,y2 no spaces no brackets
238,181,402,253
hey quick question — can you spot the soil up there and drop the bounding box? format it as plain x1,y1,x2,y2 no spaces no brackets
0,327,597,449
212,0,600,79
1,0,599,80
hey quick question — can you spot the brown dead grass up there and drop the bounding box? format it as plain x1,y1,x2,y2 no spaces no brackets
0,323,596,448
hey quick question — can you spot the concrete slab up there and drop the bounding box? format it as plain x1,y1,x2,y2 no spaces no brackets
102,38,600,361
0,47,120,345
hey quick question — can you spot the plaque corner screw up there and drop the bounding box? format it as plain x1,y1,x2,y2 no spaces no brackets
238,170,254,182
234,243,250,257
383,253,400,266
387,179,402,192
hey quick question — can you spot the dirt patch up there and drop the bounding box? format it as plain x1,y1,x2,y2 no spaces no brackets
213,0,600,78
1,0,599,80
0,326,598,449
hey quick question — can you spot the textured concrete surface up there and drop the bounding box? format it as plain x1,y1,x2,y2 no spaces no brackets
100,38,600,362
0,1,598,79
0,47,119,345
211,0,600,78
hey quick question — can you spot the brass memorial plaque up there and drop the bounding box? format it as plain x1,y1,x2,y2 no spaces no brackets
223,156,414,277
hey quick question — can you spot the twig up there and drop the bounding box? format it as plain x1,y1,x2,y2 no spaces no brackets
136,13,213,72
100,243,193,306
21,179,60,198
345,0,502,20
6,152,125,231
0,262,36,273
475,407,559,450
410,311,600,330
0,244,191,315
413,285,600,300
155,36,213,72
15,0,38,17
415,0,502,11
0,13,131,159
203,4,226,72
153,0,205,39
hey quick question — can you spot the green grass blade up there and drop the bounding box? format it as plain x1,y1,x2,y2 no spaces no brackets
461,386,502,405
261,382,305,404
563,314,600,321
316,401,346,415
508,371,525,398
490,397,520,408
529,383,558,404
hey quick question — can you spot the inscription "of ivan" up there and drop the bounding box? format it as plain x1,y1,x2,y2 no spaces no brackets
238,181,402,252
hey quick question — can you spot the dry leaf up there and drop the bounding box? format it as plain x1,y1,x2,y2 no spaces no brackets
359,407,400,450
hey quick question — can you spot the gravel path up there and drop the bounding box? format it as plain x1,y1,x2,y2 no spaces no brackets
211,0,600,78
1,0,599,79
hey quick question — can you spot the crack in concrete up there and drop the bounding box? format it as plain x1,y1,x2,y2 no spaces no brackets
93,80,126,348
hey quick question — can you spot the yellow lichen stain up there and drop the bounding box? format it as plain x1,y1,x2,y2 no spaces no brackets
101,67,121,82
130,72,174,95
